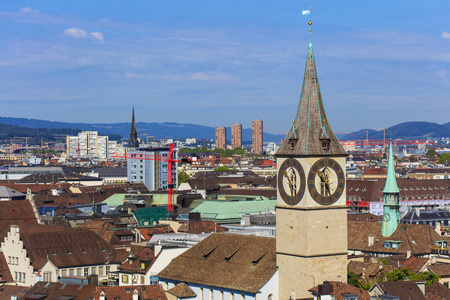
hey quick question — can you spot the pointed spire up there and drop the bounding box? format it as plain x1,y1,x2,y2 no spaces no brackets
383,142,399,193
128,103,139,148
276,42,347,157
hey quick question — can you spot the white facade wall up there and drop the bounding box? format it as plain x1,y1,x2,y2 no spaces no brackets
1,225,36,286
127,149,178,191
160,270,277,300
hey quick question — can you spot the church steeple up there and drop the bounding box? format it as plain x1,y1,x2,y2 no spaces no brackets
382,142,400,237
276,42,346,157
128,104,139,148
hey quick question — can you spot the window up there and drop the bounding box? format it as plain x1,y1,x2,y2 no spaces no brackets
141,275,145,284
106,266,110,275
84,268,89,277
91,267,97,275
69,269,74,276
123,275,129,284
61,270,67,277
140,262,145,270
77,268,82,276
99,266,104,276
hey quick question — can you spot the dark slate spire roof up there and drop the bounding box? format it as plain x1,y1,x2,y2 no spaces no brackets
128,104,139,148
276,43,347,157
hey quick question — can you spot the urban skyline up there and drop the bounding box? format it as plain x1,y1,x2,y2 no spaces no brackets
0,1,449,135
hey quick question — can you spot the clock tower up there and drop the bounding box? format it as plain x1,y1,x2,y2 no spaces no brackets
275,38,348,298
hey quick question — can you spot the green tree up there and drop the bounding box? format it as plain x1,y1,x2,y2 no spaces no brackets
385,269,440,287
178,171,190,185
408,155,417,162
426,149,437,158
438,153,450,164
348,272,371,290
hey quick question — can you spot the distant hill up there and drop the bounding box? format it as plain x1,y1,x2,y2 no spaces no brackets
0,117,286,143
0,117,448,144
338,122,450,141
0,122,121,144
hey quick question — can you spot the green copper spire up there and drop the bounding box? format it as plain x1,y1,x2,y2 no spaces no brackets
383,142,399,193
382,141,400,237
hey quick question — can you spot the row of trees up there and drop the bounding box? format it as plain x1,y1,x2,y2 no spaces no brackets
348,268,440,290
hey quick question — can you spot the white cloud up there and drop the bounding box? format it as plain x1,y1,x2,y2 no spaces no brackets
64,27,87,39
63,28,104,43
441,31,450,39
89,32,104,43
19,7,39,13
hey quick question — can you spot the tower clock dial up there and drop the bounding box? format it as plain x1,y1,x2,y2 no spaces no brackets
278,158,306,205
307,158,345,205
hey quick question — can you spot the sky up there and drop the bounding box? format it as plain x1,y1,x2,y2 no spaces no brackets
0,1,449,135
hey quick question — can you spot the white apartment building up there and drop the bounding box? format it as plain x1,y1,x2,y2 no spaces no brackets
66,131,118,159
127,147,178,191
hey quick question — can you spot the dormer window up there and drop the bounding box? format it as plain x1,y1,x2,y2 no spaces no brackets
320,138,330,152
289,138,297,150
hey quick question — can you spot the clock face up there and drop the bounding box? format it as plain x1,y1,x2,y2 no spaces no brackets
307,158,345,205
383,212,390,222
278,158,306,205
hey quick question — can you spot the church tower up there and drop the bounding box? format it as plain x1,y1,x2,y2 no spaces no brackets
275,26,348,299
128,104,139,148
382,142,400,237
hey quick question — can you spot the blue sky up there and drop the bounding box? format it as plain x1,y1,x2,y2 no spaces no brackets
0,1,449,135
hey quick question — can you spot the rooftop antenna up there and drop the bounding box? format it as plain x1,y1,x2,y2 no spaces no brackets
302,7,314,45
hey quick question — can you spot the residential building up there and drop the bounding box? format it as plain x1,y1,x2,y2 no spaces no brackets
231,123,242,149
369,280,427,300
157,233,278,300
0,224,127,286
127,147,178,191
66,131,116,159
117,246,188,286
215,127,226,150
406,168,450,180
0,186,26,201
252,119,263,154
309,281,371,300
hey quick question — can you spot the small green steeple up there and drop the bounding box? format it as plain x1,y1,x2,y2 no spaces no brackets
382,142,400,237
383,142,399,193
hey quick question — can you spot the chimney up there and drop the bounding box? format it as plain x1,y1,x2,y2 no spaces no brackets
318,281,333,295
436,222,442,236
133,289,139,300
368,234,374,247
406,249,411,259
154,244,163,257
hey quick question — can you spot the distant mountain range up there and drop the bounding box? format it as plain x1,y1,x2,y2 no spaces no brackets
0,116,449,144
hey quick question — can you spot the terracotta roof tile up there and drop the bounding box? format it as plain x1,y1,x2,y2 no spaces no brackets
157,233,276,294
167,283,197,298
309,281,370,300
425,282,450,300
91,284,167,300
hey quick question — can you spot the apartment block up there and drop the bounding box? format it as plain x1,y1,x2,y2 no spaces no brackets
215,127,227,150
231,123,242,149
252,119,263,154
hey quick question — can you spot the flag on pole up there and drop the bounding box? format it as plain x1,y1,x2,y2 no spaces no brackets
302,10,311,15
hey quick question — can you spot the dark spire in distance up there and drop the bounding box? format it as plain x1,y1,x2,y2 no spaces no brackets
128,104,139,148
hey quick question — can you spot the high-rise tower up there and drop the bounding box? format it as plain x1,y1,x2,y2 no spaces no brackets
382,142,400,237
128,104,139,148
275,36,348,298
231,123,242,149
215,127,226,150
252,119,263,154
